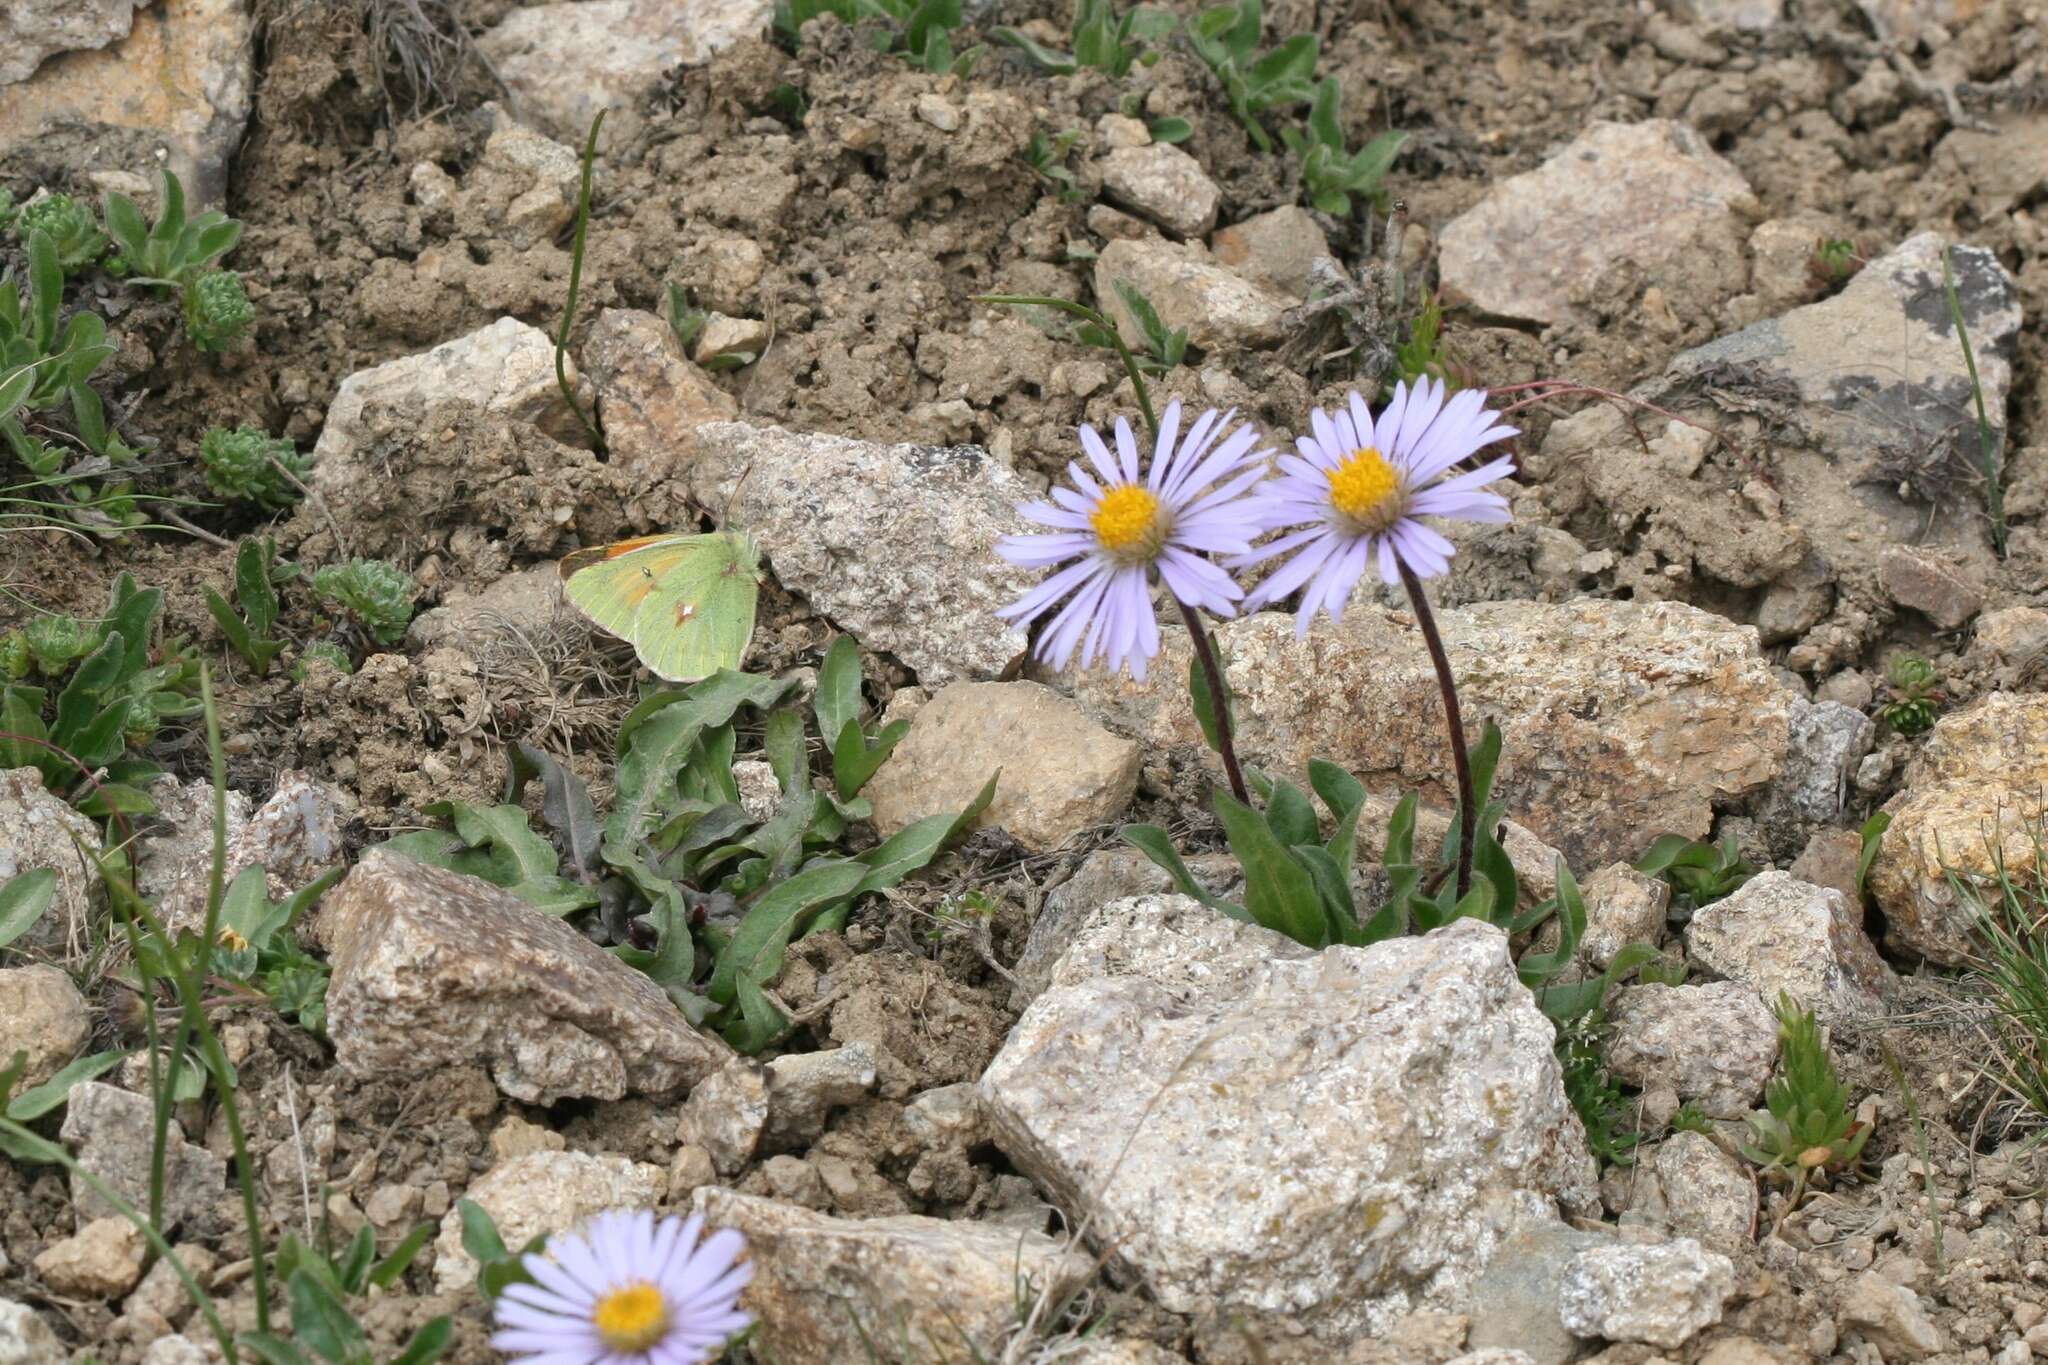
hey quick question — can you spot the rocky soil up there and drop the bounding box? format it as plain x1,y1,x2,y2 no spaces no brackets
4,0,2048,1362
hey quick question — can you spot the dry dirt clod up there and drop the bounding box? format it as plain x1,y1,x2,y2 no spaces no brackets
1556,1237,1735,1348
0,966,89,1089
59,1082,224,1236
32,1217,144,1300
1604,981,1778,1118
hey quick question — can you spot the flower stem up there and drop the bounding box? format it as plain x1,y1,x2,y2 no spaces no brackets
1176,597,1250,807
1397,563,1474,901
972,294,1158,438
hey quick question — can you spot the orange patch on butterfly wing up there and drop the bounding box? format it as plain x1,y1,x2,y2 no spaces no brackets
674,602,697,626
558,535,681,580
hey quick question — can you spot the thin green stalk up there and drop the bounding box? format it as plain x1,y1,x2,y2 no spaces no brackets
1883,1046,1943,1277
973,294,1158,438
0,1116,236,1360
1943,247,2004,556
557,111,607,454
137,667,271,1333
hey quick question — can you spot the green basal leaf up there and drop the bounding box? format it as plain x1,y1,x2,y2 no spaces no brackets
0,868,57,951
1291,843,1358,945
506,741,602,877
391,1316,454,1365
4,1049,122,1121
1118,823,1250,921
1264,777,1318,849
369,1222,436,1290
764,707,806,794
425,801,559,886
1213,788,1326,946
708,859,869,1006
850,771,996,898
285,1267,363,1360
817,639,870,751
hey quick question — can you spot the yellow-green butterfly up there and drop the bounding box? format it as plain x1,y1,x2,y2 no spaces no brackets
559,530,764,682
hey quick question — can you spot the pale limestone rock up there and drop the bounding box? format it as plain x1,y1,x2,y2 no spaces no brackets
1606,981,1777,1117
60,1083,222,1234
1010,846,1243,1010
0,768,103,958
0,967,88,1089
867,681,1138,852
690,1187,1094,1362
1067,600,1793,868
1211,205,1332,300
1439,121,1753,326
138,770,346,934
0,0,147,85
32,1217,143,1299
1579,864,1671,968
583,307,737,496
1100,143,1221,238
459,112,582,250
693,315,770,366
1558,1238,1734,1347
763,1044,877,1151
0,0,254,203
1094,237,1293,351
678,1062,769,1176
312,318,586,499
681,423,1042,686
1839,1274,1945,1359
321,850,731,1104
982,899,1596,1338
1685,871,1895,1022
0,1298,62,1364
433,1150,664,1292
478,0,772,143
1762,699,1875,827
1869,693,2048,964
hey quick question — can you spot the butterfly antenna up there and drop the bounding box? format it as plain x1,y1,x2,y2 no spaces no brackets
715,462,757,531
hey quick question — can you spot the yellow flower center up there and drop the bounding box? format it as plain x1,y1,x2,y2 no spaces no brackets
1090,484,1168,563
593,1283,669,1351
1327,447,1405,533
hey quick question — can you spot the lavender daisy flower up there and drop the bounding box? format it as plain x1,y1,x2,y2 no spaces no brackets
995,400,1271,680
1237,378,1519,635
491,1209,752,1365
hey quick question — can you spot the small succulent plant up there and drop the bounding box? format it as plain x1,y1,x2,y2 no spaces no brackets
312,559,417,647
184,270,253,352
15,194,107,277
1741,994,1870,1216
1879,654,1942,737
198,426,310,508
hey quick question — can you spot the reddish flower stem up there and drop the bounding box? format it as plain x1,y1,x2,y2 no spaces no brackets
1397,562,1474,901
1175,597,1251,807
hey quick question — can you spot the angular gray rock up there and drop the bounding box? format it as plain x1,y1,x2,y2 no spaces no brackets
1839,1274,1945,1360
478,0,772,143
60,1083,223,1234
0,767,103,958
432,1149,665,1292
1605,981,1778,1117
866,681,1139,852
1685,871,1895,1022
1558,1238,1735,1347
1099,144,1221,238
1762,699,1875,826
312,318,587,499
763,1044,877,1151
681,422,1042,685
1463,1218,1617,1365
0,0,254,203
1067,600,1794,868
691,1187,1094,1363
1094,237,1293,352
1439,120,1754,326
0,0,146,85
0,967,89,1089
981,898,1596,1338
320,850,732,1104
1650,1131,1757,1249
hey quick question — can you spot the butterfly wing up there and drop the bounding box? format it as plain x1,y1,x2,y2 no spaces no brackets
634,531,763,683
560,535,696,640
